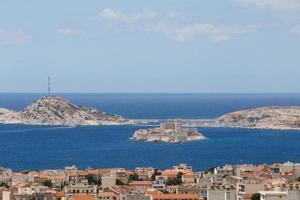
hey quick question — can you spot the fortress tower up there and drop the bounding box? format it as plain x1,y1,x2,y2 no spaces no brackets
174,119,183,132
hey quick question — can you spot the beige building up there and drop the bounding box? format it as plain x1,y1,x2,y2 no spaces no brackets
259,191,288,200
207,185,236,200
173,164,192,171
177,186,199,195
64,180,97,197
2,191,12,200
182,174,196,184
288,189,300,200
102,174,116,189
98,191,117,200
128,181,152,193
151,193,201,200
244,178,265,195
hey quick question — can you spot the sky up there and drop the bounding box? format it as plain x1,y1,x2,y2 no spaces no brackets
0,0,300,93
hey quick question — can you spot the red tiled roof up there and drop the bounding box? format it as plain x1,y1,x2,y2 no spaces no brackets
71,194,94,200
151,193,201,200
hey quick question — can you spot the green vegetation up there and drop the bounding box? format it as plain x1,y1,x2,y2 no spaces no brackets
0,182,9,188
252,193,260,200
151,169,161,181
166,172,183,186
85,174,101,185
116,179,125,185
128,173,141,182
166,178,182,186
42,179,53,187
177,172,183,179
205,167,215,174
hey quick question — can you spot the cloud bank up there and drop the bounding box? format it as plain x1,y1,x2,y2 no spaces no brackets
98,8,159,24
236,0,300,11
96,8,257,42
149,23,257,42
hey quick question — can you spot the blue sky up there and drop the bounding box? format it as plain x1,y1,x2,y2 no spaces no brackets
0,0,300,93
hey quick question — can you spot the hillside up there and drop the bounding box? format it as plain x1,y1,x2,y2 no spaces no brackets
219,106,300,130
0,96,129,126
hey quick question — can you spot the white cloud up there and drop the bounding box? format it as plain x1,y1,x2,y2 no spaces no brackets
58,28,83,35
290,25,300,36
236,0,300,11
98,8,159,24
153,24,258,42
236,1,300,36
97,8,257,43
0,29,30,46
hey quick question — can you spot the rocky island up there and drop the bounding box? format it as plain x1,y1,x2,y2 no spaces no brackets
218,106,300,130
133,119,206,143
0,96,131,126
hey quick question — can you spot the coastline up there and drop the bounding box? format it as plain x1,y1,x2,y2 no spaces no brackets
2,118,300,131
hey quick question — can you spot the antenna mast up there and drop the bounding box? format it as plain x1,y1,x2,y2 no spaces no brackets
48,76,51,96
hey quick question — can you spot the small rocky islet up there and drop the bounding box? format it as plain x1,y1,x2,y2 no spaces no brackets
132,119,206,143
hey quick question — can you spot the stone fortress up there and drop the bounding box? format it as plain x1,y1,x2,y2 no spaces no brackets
133,119,206,143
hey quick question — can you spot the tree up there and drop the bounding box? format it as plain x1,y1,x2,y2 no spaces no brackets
85,174,101,185
177,172,184,179
128,173,140,182
0,182,8,188
151,169,161,181
205,167,215,174
42,179,52,187
166,173,182,186
162,190,170,194
116,179,125,185
251,193,260,200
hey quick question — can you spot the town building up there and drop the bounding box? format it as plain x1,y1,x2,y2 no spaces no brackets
259,191,288,200
64,180,97,197
152,176,167,190
150,193,202,200
101,174,116,189
207,185,236,200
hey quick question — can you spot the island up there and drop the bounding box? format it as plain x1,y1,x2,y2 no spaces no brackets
0,96,132,126
132,119,206,143
2,96,300,131
218,106,300,130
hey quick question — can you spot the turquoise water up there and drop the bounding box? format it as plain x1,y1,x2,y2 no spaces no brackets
1,93,300,171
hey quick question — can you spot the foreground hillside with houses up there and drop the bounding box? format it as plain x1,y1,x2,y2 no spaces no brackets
1,162,300,200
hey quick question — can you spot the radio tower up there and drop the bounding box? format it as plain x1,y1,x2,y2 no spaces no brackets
48,76,51,96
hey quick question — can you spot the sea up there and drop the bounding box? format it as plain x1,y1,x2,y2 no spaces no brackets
1,93,300,172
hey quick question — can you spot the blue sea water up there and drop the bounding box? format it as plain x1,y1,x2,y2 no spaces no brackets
1,93,300,171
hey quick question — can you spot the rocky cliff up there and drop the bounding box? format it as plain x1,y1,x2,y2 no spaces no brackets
0,96,130,126
218,106,300,130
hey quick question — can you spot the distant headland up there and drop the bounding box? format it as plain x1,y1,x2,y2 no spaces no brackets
218,106,300,130
1,95,300,131
175,107,300,131
0,96,132,126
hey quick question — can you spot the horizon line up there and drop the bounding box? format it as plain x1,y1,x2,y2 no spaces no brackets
1,92,300,95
